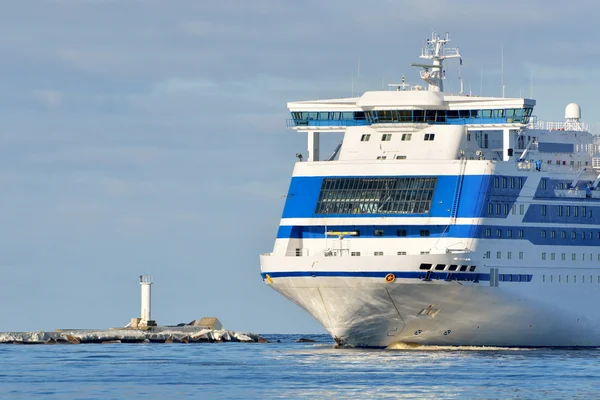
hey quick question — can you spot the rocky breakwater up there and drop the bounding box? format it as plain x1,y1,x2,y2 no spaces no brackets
0,327,269,345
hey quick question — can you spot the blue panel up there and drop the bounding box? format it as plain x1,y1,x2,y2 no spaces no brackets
281,177,323,219
281,175,499,219
538,142,574,153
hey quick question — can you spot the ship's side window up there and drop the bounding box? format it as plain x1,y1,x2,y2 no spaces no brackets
374,230,384,237
542,253,546,260
494,177,499,188
497,252,502,259
376,156,387,160
572,253,576,261
575,207,579,217
571,231,576,239
512,204,516,215
520,204,524,215
506,230,512,238
470,266,477,272
496,204,501,214
551,231,556,239
541,230,546,238
502,177,507,188
582,206,587,216
397,229,407,237
567,206,571,217
420,230,430,237
460,265,468,271
398,251,407,255
419,263,432,270
519,252,523,259
485,229,491,237
558,206,563,217
484,251,491,258
551,253,556,260
518,230,523,238
360,134,371,142
582,232,586,240
518,178,523,188
396,155,407,160
507,252,512,260
541,205,547,216
435,264,445,270
510,178,515,188
597,232,600,240
496,229,502,237
374,251,384,256
561,231,566,239
382,134,392,141
562,253,566,261
504,204,509,214
488,203,493,214
541,179,547,190
401,134,412,141
424,133,435,141
449,265,458,271
351,251,361,256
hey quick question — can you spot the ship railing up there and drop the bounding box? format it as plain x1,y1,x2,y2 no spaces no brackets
528,120,590,132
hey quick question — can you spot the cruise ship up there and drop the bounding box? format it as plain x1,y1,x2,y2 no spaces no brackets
260,32,600,348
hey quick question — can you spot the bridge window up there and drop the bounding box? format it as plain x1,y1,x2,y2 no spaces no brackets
401,134,412,141
420,230,430,237
374,230,384,237
360,134,371,142
397,229,407,237
382,134,392,141
424,133,435,141
315,177,437,215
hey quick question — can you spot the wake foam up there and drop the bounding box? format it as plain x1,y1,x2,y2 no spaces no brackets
385,342,531,351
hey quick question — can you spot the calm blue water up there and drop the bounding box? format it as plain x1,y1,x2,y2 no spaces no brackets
1,333,600,399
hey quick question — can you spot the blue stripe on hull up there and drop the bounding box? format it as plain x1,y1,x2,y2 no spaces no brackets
262,271,496,282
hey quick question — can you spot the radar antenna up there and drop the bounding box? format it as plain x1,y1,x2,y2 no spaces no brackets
411,31,461,92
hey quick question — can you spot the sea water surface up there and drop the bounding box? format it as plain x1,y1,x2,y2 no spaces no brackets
1,333,599,399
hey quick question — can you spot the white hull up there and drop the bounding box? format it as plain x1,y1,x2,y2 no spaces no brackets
267,275,600,347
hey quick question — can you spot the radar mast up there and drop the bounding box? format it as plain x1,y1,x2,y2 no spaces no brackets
411,31,461,92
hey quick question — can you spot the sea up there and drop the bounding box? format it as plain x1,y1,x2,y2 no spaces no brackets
1,333,599,399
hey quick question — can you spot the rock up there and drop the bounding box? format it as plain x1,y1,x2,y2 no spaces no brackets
297,338,316,343
102,340,122,344
65,335,81,344
257,337,269,343
164,337,173,344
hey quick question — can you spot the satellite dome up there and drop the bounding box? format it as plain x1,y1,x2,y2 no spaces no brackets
565,103,581,120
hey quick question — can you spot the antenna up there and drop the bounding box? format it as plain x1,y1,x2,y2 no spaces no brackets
480,69,483,96
529,68,533,98
501,43,505,97
357,56,360,95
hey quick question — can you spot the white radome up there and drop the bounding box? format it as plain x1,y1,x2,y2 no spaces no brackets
565,102,581,120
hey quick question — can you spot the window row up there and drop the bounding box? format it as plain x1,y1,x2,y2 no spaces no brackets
541,252,600,262
493,176,524,189
542,204,593,218
541,230,600,240
483,251,524,259
484,229,524,239
487,203,526,216
359,133,433,142
290,108,534,126
315,177,437,215
499,274,532,282
419,263,476,272
542,274,600,284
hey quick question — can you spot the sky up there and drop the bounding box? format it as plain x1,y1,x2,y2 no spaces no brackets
0,0,599,334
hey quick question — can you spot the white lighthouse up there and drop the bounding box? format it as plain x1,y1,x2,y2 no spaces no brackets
130,275,156,329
